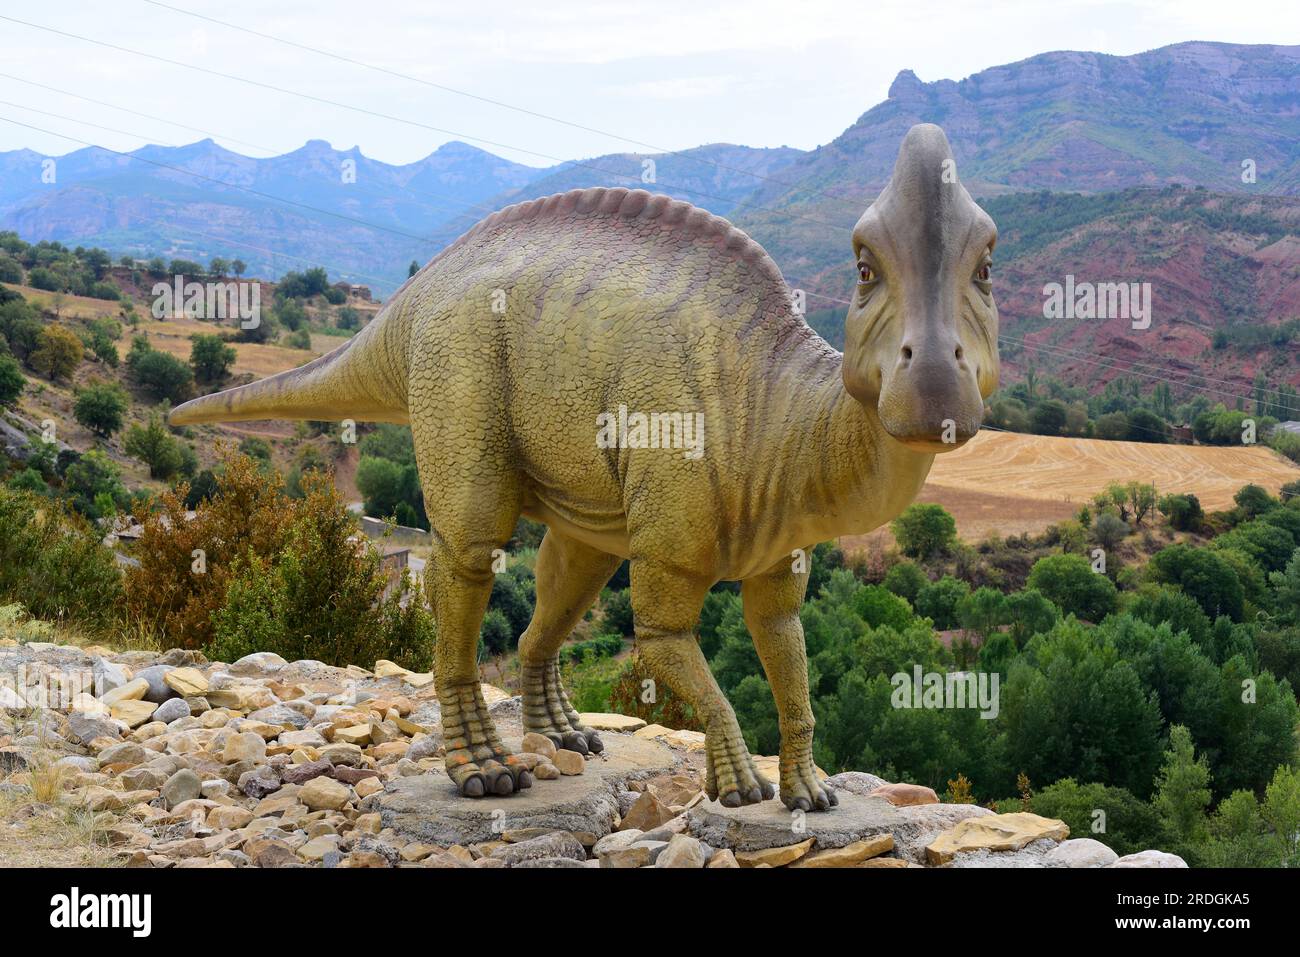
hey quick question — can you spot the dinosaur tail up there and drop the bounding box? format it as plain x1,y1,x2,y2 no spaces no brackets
168,304,410,426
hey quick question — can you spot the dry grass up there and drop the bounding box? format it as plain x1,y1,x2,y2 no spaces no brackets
142,317,349,378
0,282,125,321
841,430,1300,552
928,430,1300,512
0,782,122,867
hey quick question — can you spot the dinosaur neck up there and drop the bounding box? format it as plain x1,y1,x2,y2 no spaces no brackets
778,356,936,543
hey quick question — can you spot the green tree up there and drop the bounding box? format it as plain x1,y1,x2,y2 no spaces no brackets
891,503,957,561
1153,724,1211,857
1027,553,1119,622
1148,544,1245,622
1262,764,1300,867
28,325,83,381
73,381,129,438
0,352,24,407
882,561,928,604
124,412,189,480
190,333,237,384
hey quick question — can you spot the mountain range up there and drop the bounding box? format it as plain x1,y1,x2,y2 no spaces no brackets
2,39,1297,396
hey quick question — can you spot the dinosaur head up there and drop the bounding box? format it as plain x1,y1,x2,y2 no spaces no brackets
842,123,999,453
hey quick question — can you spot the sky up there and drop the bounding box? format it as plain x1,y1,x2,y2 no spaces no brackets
0,0,1297,167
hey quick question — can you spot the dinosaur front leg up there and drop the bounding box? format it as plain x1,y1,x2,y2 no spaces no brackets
518,530,622,754
632,563,776,807
742,560,838,812
427,546,533,797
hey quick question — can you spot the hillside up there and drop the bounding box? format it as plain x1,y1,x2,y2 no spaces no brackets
797,187,1300,397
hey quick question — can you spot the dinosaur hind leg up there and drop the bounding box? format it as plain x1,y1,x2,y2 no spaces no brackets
518,530,623,755
414,413,531,799
632,562,775,808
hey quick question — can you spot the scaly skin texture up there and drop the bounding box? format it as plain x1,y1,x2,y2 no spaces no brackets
171,123,1000,810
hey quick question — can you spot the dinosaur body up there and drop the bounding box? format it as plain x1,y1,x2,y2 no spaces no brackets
172,123,999,810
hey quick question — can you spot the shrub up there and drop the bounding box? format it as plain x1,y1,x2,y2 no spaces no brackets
130,347,193,403
882,561,928,604
599,587,634,637
0,485,122,630
0,352,24,406
190,333,237,383
1159,492,1204,532
914,575,970,629
1028,778,1163,856
1148,544,1245,622
29,325,83,380
1027,553,1118,622
891,503,957,561
124,412,192,480
74,381,129,437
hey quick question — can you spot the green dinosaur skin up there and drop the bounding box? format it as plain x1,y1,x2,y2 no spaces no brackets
171,123,999,810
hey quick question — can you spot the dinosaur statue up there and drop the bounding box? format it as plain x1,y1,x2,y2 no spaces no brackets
170,123,999,812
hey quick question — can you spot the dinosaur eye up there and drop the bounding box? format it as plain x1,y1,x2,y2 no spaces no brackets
975,262,991,283
858,263,875,284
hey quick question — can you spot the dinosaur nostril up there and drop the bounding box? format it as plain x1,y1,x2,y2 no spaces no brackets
901,345,913,361
954,345,964,361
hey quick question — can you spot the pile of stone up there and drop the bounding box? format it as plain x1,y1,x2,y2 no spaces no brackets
0,639,1186,869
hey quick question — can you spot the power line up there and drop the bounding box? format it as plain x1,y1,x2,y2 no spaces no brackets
0,15,848,234
137,0,843,208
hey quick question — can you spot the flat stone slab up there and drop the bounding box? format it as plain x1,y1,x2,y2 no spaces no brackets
369,734,679,846
688,791,994,864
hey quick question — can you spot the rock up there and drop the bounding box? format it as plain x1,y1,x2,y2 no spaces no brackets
206,687,277,711
823,771,889,795
601,845,652,868
222,732,267,765
75,786,159,812
333,765,379,786
373,660,411,679
1046,838,1119,868
578,712,646,732
621,791,676,832
300,776,352,811
791,834,895,867
552,749,585,775
67,712,120,747
533,762,560,780
279,729,327,749
489,830,586,866
153,699,191,724
110,700,158,729
706,848,739,868
282,760,334,785
319,743,365,766
1109,850,1189,869
593,829,643,856
247,705,309,730
646,773,703,808
164,668,209,697
406,736,440,761
207,806,254,830
735,838,814,868
98,741,148,766
689,789,987,865
134,665,178,704
871,783,939,807
238,767,282,799
926,812,1070,865
656,833,707,868
298,835,342,861
93,658,131,696
521,732,556,759
229,652,287,676
161,769,202,809
375,733,677,847
355,777,384,799
860,857,910,867
333,725,372,746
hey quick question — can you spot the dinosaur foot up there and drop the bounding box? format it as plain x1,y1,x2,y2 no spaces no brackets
442,682,534,798
780,751,838,812
522,658,604,756
706,728,776,808
447,750,533,798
